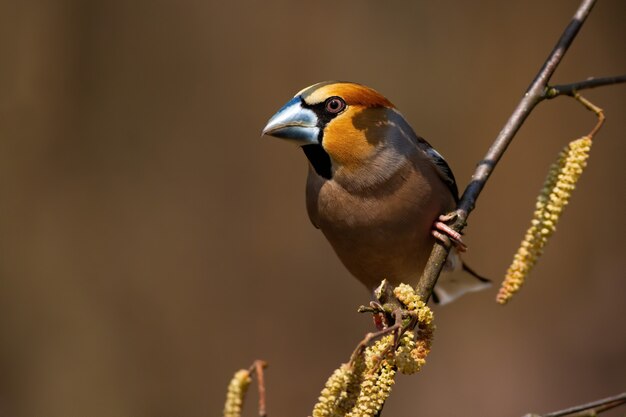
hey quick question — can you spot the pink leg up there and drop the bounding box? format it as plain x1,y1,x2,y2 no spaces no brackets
432,214,467,252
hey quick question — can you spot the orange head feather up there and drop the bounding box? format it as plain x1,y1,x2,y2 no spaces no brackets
298,81,395,109
297,82,398,169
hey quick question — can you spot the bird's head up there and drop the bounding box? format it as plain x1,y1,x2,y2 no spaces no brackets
262,81,399,179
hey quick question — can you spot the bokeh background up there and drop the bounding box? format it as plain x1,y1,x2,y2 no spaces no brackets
1,1,625,416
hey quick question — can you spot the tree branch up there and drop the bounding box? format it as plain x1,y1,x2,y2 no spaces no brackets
546,75,626,98
524,392,626,417
416,0,600,301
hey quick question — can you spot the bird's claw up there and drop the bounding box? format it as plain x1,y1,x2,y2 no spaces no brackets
432,213,467,252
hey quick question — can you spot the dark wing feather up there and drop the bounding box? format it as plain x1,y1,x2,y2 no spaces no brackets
390,109,459,202
415,136,459,202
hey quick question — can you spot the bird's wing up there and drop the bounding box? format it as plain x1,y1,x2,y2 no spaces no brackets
390,109,459,201
414,136,460,202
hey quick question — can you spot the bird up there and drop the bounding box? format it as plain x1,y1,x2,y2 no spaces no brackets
262,81,489,304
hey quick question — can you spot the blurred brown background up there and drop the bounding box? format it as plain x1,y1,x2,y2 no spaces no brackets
0,1,625,416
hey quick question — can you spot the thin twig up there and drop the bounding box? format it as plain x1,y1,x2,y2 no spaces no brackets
546,75,626,98
416,0,599,301
525,392,626,417
573,93,605,138
349,308,403,368
248,360,268,417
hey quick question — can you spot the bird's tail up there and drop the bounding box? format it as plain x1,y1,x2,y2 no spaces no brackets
432,250,491,305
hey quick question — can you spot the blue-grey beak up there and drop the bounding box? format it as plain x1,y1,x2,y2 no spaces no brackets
261,97,320,145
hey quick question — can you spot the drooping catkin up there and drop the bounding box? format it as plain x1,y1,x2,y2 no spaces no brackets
312,283,435,416
313,336,393,417
345,335,396,417
393,283,434,326
497,136,593,304
223,369,252,417
311,364,352,417
393,284,435,374
311,357,368,417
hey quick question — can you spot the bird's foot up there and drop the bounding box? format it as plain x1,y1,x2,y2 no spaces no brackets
432,212,467,252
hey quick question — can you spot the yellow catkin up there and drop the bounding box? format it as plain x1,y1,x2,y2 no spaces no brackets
393,284,436,375
393,284,434,325
413,323,434,369
395,325,435,375
313,336,395,417
395,331,420,374
497,136,592,304
312,284,436,416
312,364,354,417
334,357,367,416
346,336,396,417
223,369,251,417
346,361,396,417
312,353,370,417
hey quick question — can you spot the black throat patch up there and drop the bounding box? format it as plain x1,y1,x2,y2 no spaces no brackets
299,97,344,181
302,144,332,180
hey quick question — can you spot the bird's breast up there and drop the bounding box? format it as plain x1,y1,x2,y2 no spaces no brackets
305,162,454,290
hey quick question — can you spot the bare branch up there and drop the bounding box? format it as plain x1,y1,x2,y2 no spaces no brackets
524,392,626,417
546,74,626,98
417,0,599,302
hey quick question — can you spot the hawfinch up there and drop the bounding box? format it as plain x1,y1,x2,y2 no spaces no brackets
262,81,489,304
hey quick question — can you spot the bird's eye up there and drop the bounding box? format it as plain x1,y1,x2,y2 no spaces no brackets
325,97,346,114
